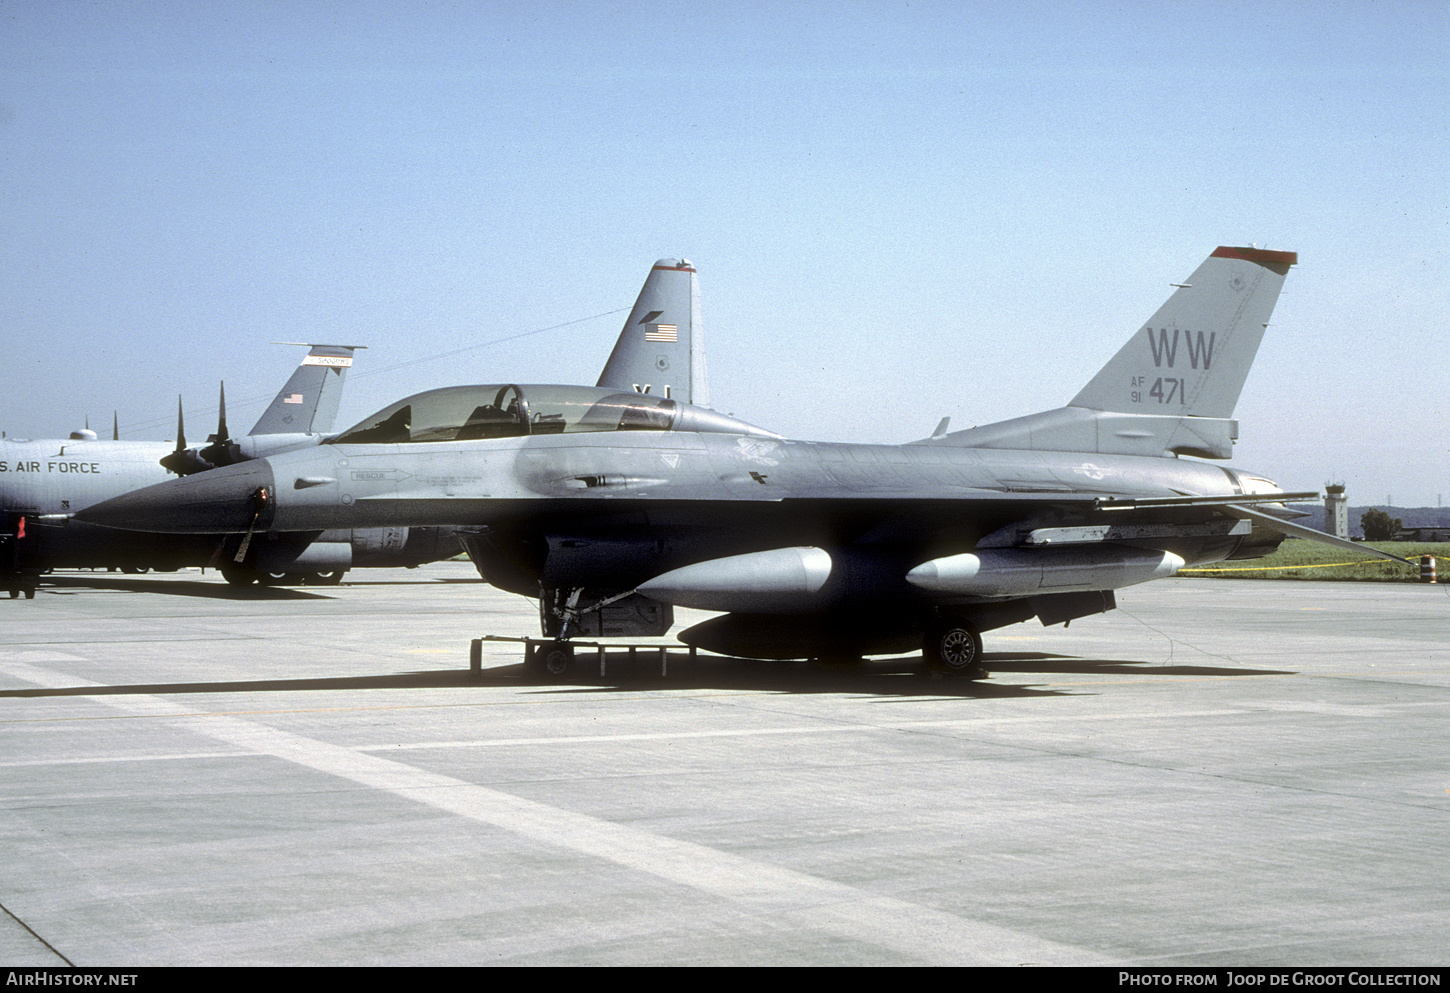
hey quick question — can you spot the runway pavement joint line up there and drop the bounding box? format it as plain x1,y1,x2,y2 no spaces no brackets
356,709,1252,752
0,656,1117,966
1,899,74,967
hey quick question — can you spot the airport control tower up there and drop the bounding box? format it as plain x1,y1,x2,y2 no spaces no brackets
1325,483,1348,539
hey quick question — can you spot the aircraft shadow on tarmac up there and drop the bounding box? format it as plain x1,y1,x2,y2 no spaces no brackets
37,575,332,600
982,650,1297,679
34,572,480,599
0,651,1296,702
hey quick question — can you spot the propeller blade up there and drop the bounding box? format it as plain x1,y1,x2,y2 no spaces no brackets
198,381,238,468
215,382,229,446
159,396,216,476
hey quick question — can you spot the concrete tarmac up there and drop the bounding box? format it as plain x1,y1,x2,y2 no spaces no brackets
2,564,1447,966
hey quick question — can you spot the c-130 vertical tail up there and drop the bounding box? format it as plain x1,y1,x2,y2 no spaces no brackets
248,343,363,436
925,246,1297,459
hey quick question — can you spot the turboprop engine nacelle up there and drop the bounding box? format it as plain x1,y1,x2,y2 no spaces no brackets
905,546,1184,597
637,546,833,614
253,538,353,573
232,433,328,461
250,527,415,573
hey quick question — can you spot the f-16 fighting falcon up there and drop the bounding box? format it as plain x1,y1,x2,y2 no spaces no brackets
79,247,1405,674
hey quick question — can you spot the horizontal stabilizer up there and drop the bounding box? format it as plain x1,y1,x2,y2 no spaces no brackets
1225,505,1415,566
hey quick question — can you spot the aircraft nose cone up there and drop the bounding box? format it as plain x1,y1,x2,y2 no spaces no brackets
77,461,276,533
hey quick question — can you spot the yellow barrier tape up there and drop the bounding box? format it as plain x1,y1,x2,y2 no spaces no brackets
1182,557,1439,574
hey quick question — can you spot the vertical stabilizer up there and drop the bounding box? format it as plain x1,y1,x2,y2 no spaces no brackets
920,247,1296,459
1070,246,1296,418
596,259,709,406
248,344,363,436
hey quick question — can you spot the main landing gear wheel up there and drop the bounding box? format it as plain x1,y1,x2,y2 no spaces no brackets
259,572,305,587
923,619,986,677
220,563,258,587
812,653,866,668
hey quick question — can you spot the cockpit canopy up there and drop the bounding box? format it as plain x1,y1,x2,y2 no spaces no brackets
328,384,778,445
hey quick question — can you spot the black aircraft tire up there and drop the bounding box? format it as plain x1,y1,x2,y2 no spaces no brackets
811,653,866,668
7,588,18,599
220,564,258,587
23,587,35,600
923,619,985,676
538,644,574,679
309,571,345,586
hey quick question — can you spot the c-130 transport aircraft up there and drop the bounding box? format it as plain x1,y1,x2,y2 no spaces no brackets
79,247,1406,675
0,343,404,597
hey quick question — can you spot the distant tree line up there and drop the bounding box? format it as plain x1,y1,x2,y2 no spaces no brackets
1360,508,1402,541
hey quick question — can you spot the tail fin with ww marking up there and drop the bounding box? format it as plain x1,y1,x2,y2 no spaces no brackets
923,246,1296,459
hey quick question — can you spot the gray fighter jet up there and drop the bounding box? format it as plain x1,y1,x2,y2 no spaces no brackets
80,247,1403,672
5,259,708,597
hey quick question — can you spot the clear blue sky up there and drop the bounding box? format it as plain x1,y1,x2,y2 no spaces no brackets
3,1,1446,505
